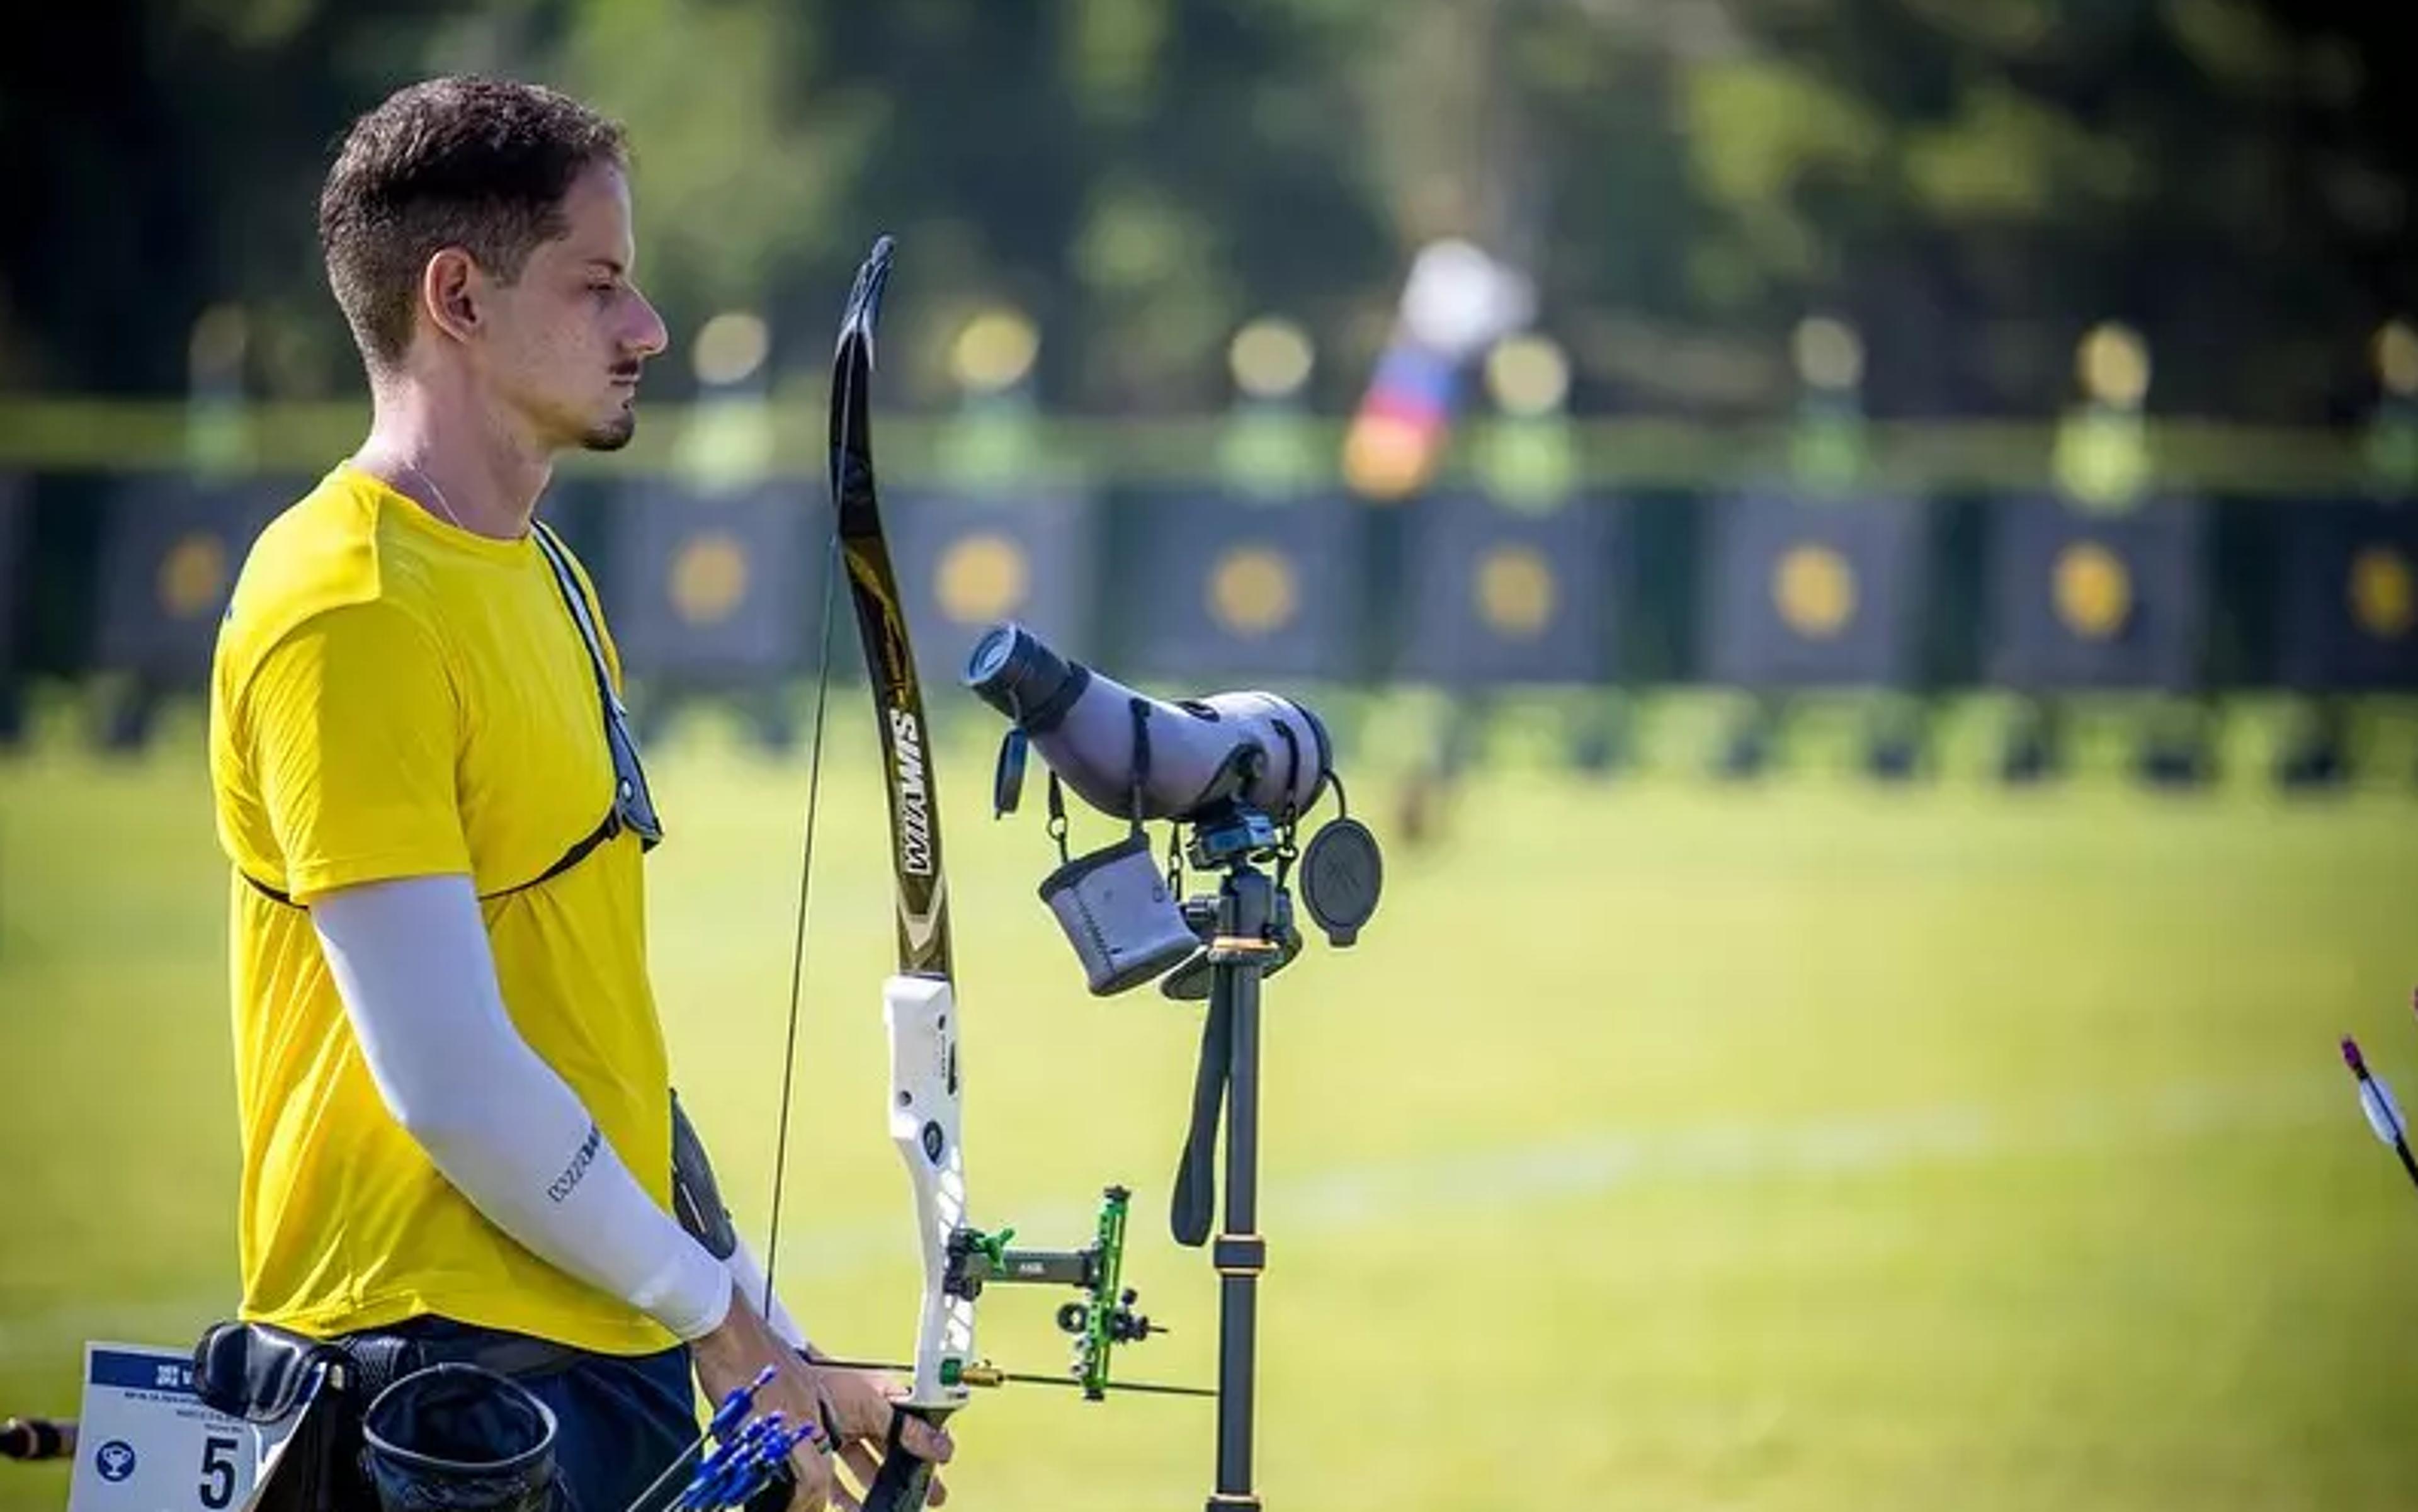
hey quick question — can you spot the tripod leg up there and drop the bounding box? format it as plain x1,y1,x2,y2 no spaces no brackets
1206,868,1276,1511
1210,960,1264,1511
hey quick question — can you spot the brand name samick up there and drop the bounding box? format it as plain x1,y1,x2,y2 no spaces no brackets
891,708,934,875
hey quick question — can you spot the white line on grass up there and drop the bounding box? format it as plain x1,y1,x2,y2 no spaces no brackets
0,1076,2334,1368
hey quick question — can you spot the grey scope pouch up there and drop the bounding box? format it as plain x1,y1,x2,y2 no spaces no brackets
1038,831,1198,996
1008,696,1200,996
360,1365,559,1512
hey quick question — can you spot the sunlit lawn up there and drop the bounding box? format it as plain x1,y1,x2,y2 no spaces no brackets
5,710,2416,1509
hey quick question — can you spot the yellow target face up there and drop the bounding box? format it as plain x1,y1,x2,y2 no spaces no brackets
1208,545,1299,637
2052,541,2132,641
1772,543,1857,640
157,532,229,620
936,532,1031,625
2349,546,2415,640
1473,545,1556,640
669,532,750,625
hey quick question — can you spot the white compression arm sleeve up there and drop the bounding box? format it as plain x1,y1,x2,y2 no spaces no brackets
310,874,732,1341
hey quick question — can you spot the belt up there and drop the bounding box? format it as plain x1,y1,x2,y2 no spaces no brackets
194,1317,589,1428
339,1323,592,1394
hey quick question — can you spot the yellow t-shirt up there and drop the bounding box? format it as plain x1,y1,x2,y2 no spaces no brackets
208,462,676,1356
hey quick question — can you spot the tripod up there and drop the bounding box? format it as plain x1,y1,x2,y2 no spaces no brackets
1167,805,1291,1512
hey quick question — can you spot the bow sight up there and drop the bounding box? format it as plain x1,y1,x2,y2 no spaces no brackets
939,1186,1164,1401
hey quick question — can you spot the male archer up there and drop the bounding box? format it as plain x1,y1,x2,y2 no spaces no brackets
206,76,950,1511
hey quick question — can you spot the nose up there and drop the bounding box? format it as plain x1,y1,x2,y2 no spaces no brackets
628,290,669,361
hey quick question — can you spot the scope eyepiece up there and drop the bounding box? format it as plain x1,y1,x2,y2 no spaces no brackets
967,623,1091,735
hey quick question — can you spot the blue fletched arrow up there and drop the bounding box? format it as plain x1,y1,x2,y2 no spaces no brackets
715,1443,780,1510
711,1369,778,1441
681,1414,787,1511
622,1367,780,1512
717,1423,817,1512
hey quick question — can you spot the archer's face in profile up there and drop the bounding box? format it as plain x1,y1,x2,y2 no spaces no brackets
474,162,669,453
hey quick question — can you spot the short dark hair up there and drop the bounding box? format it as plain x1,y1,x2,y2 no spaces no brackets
319,76,628,370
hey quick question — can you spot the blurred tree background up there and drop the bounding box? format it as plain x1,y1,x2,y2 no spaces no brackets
2,0,2411,421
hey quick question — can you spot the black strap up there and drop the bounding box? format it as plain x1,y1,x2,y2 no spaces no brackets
243,873,298,907
517,809,627,894
1127,698,1153,835
1170,990,1232,1248
531,522,622,727
1046,771,1071,865
243,809,623,910
1271,720,1302,821
533,521,662,850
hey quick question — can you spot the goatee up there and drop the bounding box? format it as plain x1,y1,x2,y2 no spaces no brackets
582,412,637,452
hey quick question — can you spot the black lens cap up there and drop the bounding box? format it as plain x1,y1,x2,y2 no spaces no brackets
1298,816,1382,946
990,728,1028,817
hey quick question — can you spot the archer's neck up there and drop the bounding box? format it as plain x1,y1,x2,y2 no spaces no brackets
357,380,552,542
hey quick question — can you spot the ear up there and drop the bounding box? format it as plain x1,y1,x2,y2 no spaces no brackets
421,248,482,346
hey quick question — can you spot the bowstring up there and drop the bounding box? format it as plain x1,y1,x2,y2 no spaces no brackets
764,474,849,1319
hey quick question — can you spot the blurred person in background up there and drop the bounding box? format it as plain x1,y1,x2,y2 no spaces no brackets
203,75,949,1512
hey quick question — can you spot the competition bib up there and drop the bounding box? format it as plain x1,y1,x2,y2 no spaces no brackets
69,1343,255,1512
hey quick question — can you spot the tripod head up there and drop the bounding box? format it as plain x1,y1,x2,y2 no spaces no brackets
1181,802,1283,873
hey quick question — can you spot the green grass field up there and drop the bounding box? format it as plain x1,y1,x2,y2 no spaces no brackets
6,708,2418,1510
